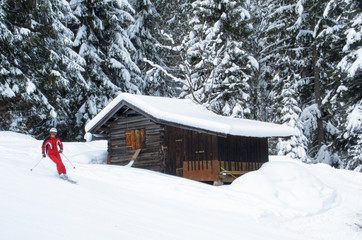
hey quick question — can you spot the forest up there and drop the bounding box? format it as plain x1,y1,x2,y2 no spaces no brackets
0,0,361,171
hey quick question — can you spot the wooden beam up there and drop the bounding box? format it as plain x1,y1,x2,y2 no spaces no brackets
220,170,249,175
132,148,141,160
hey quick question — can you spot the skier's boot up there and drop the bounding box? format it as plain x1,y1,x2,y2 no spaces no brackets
59,173,68,180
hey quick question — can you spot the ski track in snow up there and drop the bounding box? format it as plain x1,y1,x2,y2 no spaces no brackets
0,131,361,240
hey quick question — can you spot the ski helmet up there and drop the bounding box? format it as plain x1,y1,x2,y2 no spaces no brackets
49,127,57,133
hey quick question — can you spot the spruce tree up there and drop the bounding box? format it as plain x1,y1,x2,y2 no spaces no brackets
276,78,309,162
280,0,348,164
129,0,182,96
180,0,254,118
0,0,13,128
69,0,141,137
334,0,362,170
0,0,85,139
134,0,192,97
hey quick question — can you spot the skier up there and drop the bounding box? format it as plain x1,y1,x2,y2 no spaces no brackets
42,128,68,179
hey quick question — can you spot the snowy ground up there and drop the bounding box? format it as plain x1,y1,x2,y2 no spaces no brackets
0,131,361,240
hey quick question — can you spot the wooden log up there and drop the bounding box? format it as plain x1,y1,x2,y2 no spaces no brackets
111,121,159,131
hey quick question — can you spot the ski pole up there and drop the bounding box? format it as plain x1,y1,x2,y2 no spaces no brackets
61,153,76,169
30,156,45,171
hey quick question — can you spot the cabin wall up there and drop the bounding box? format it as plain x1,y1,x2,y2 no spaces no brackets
218,135,268,172
164,126,268,181
164,126,219,177
108,110,165,172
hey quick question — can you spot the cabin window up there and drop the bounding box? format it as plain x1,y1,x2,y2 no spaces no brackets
126,129,146,150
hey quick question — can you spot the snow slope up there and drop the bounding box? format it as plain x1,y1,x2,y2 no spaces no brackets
0,131,361,240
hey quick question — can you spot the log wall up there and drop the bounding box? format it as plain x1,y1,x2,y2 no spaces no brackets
108,109,165,172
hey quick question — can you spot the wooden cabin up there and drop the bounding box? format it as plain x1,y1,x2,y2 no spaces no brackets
85,93,294,184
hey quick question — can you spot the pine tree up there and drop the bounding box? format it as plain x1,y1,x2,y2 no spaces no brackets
129,0,182,97
0,0,85,139
134,0,193,97
333,0,362,170
276,77,310,162
342,100,362,171
280,0,354,164
180,0,254,118
248,0,310,158
246,0,279,122
288,0,326,158
0,0,13,128
69,0,141,137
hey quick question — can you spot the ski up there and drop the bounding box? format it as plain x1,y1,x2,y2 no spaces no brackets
59,176,77,184
66,179,77,184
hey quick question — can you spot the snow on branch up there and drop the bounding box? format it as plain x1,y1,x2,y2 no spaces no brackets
142,58,184,84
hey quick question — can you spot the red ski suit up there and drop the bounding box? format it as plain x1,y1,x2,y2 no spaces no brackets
42,135,66,175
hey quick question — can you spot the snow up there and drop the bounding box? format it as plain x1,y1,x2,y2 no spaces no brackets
85,93,295,138
110,58,125,69
1,131,361,240
26,81,36,94
0,82,15,98
348,48,362,77
73,25,87,47
323,1,332,18
344,102,362,138
247,55,259,70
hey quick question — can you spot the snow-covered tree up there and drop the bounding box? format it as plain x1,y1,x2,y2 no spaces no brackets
0,0,13,128
250,0,309,157
280,0,357,164
333,0,362,170
276,77,310,162
128,0,183,97
1,0,141,140
246,0,283,121
69,0,141,138
344,101,362,171
337,1,362,80
179,0,254,118
0,0,85,139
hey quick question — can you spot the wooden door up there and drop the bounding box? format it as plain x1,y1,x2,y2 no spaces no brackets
175,135,184,177
165,127,184,176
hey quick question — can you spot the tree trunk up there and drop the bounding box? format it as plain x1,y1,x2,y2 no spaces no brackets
312,44,324,148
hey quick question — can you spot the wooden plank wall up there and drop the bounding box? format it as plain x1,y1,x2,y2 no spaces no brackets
164,126,218,176
183,160,220,182
218,136,268,172
108,109,165,172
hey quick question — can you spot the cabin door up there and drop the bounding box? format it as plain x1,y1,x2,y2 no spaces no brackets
175,135,184,177
166,127,184,177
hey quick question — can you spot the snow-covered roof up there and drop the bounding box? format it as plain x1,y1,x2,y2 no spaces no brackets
85,93,295,138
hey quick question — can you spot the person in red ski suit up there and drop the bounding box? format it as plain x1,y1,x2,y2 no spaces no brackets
42,128,67,179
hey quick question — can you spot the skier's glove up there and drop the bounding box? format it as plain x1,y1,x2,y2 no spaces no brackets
42,152,46,158
59,149,63,154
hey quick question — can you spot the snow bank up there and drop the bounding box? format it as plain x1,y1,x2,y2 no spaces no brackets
0,131,36,141
229,158,337,218
0,131,107,165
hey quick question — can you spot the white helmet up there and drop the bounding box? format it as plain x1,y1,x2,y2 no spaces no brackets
49,127,57,133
